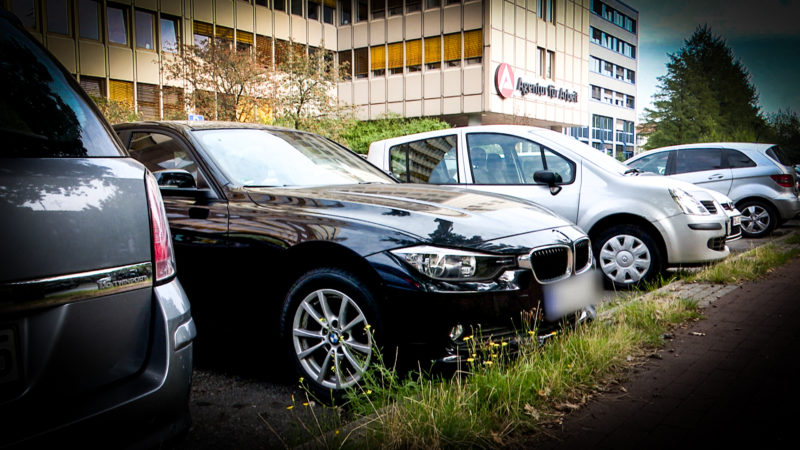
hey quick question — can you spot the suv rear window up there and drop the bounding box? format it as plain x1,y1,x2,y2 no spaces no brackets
0,18,121,158
765,146,793,166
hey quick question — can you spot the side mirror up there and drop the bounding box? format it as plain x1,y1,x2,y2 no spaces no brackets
533,170,563,196
154,169,196,189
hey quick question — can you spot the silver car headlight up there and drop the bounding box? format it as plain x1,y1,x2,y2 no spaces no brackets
669,188,710,215
390,246,515,281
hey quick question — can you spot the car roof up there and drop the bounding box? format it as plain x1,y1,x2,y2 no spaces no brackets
112,120,300,134
643,142,775,154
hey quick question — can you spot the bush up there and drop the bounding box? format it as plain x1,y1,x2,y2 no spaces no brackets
340,114,451,153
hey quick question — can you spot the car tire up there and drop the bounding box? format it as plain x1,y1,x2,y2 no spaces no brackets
593,225,662,290
738,200,777,238
280,268,380,399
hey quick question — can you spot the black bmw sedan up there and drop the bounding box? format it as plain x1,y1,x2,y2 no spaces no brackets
113,121,597,396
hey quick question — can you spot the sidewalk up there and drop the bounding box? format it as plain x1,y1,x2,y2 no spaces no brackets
533,249,800,449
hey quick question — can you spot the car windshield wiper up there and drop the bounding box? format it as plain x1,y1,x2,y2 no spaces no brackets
623,168,643,175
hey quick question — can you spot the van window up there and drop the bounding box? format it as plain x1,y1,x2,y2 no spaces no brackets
674,148,723,174
395,135,458,184
0,20,121,157
466,133,574,185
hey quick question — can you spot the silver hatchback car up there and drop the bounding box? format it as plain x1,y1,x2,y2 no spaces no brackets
625,143,800,238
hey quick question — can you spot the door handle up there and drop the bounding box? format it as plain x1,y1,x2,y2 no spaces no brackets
708,174,724,180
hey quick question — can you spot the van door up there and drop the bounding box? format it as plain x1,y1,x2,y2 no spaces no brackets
462,132,581,223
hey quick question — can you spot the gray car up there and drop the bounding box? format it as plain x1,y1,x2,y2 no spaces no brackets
625,143,800,238
0,12,195,447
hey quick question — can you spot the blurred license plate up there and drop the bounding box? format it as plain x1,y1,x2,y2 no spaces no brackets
542,270,601,322
732,216,741,227
1,327,20,385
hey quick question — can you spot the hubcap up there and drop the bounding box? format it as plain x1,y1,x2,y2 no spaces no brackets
741,205,770,234
599,234,651,284
292,289,372,390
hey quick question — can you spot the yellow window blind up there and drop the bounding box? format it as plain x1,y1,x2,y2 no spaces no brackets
464,29,482,59
109,80,134,104
370,45,386,70
443,33,461,62
193,21,212,37
387,42,403,69
323,0,336,6
424,36,441,64
215,26,234,40
236,30,254,45
406,39,421,66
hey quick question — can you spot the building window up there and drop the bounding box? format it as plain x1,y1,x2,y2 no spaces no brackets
406,0,421,12
11,0,38,29
353,47,368,78
137,83,159,120
107,5,129,46
308,1,320,20
338,49,352,79
323,0,336,23
160,16,180,53
257,35,273,68
370,45,385,76
275,39,290,66
424,36,441,70
193,21,212,48
135,10,155,50
274,0,286,12
537,47,545,77
47,0,70,35
236,31,254,52
355,0,368,22
291,0,303,16
255,0,268,6
537,0,554,23
591,85,601,100
340,0,352,24
406,39,421,72
443,33,461,67
445,0,461,4
388,0,402,15
426,0,440,8
463,29,482,64
371,0,385,19
591,0,636,34
387,42,403,74
546,50,554,79
626,95,635,109
590,27,635,59
78,0,100,40
109,79,134,105
79,76,106,98
215,25,234,46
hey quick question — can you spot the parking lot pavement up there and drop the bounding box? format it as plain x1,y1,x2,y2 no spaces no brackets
532,229,800,449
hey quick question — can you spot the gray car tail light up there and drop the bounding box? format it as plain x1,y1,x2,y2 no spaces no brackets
145,172,176,282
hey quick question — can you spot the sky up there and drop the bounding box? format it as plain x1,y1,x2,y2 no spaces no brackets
626,0,800,121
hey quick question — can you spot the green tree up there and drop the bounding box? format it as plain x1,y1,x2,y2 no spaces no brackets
642,25,767,149
340,114,451,153
767,109,800,163
89,95,142,124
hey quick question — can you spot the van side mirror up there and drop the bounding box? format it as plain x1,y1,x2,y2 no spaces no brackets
533,170,563,196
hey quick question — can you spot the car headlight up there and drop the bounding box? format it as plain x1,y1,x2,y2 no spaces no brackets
669,188,710,215
390,246,515,281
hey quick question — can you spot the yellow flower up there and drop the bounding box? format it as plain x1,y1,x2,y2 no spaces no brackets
335,430,340,435
366,389,372,395
466,357,475,363
286,405,294,410
303,402,310,407
299,377,304,383
501,342,508,347
483,360,494,365
527,331,535,336
462,335,473,341
364,324,371,330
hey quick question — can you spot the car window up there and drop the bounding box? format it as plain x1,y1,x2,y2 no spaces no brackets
628,151,669,175
129,131,209,189
765,146,792,166
674,148,723,174
0,20,121,157
725,149,757,169
467,133,574,184
398,135,458,184
389,144,408,181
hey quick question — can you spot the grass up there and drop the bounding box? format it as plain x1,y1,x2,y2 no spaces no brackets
288,231,799,448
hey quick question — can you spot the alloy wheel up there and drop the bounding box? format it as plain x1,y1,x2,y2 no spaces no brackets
740,204,770,235
292,288,372,390
599,234,651,285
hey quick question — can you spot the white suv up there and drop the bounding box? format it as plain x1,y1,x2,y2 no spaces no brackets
625,143,800,238
368,125,737,289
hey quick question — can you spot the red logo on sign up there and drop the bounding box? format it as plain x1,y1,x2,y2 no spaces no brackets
495,63,515,99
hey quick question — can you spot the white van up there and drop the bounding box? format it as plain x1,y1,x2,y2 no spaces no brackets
368,125,738,289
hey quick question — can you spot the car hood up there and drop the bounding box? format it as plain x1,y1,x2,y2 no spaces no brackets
243,183,575,246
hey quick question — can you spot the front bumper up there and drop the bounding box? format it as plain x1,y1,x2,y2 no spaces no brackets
654,213,730,265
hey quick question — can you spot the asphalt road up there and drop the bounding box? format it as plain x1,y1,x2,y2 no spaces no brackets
170,219,799,450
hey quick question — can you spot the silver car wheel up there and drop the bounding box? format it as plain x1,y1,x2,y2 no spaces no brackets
599,234,651,284
292,288,372,390
740,204,770,234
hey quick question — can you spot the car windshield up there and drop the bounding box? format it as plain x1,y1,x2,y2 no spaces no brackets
191,128,394,187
